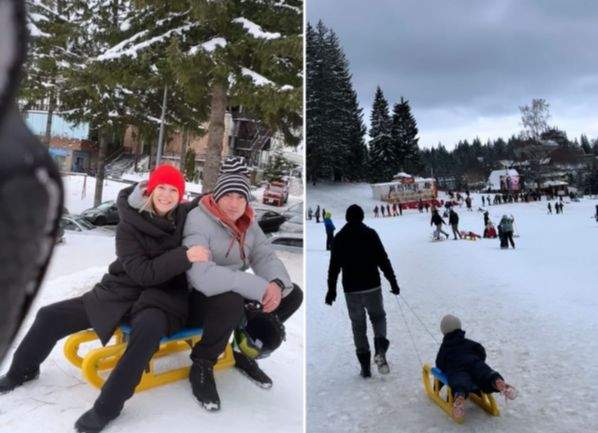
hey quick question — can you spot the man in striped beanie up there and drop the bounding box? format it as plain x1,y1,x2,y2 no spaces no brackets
182,156,303,411
212,156,251,203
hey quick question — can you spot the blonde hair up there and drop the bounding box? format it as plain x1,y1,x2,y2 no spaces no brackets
138,189,176,219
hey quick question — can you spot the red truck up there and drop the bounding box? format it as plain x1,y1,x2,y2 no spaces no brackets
262,180,289,206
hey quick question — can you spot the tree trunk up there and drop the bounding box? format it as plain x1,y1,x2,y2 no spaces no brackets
180,127,188,172
94,131,108,207
203,82,227,192
43,86,56,148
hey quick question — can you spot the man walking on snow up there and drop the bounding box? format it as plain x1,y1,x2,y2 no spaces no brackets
325,204,400,378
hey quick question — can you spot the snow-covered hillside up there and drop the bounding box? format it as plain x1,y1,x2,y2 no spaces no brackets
307,182,598,433
0,176,304,433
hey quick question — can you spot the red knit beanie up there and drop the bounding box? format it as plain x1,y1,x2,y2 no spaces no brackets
146,164,186,201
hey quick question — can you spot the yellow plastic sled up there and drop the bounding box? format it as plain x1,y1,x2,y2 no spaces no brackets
64,326,234,393
422,363,500,423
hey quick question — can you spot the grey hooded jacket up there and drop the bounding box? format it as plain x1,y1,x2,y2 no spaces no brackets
182,201,292,301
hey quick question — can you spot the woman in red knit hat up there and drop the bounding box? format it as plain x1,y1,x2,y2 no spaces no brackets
0,164,211,432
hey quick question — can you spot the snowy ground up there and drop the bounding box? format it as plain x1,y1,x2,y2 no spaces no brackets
0,176,304,433
307,182,598,433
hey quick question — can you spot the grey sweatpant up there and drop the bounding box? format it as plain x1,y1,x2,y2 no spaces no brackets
344,288,387,354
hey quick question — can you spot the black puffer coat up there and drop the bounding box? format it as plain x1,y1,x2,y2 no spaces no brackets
82,185,198,344
435,329,487,373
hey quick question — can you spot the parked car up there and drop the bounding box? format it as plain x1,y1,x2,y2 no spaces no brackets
81,200,119,225
262,180,289,206
283,201,303,219
60,215,97,232
256,209,287,233
279,212,303,233
268,232,303,253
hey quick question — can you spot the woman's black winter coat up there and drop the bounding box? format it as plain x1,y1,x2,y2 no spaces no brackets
82,185,198,344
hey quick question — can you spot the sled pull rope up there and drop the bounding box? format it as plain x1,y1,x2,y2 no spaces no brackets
398,294,439,345
394,295,424,367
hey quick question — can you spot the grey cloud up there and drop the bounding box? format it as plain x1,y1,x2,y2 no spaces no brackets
309,0,598,146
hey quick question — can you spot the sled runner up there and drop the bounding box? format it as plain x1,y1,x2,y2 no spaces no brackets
422,363,500,423
64,326,234,392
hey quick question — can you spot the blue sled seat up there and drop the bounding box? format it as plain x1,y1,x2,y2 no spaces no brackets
119,324,203,343
431,366,484,394
431,367,449,385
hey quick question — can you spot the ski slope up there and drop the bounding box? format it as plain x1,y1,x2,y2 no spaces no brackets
0,176,304,433
307,182,598,433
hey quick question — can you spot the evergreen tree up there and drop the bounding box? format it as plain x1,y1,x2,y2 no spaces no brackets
367,86,394,182
153,0,303,191
306,21,366,183
21,0,87,146
580,134,592,154
306,22,332,182
184,148,196,181
391,97,422,175
263,152,295,182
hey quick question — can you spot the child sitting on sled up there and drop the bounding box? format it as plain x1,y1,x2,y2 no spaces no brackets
436,315,518,419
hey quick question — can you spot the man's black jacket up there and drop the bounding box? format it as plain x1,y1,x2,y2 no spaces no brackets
327,221,398,294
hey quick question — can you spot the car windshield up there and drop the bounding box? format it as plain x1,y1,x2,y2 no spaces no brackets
96,201,115,211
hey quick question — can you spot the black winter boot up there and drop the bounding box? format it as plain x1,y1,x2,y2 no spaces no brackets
233,351,273,389
374,337,390,375
0,367,39,394
356,351,371,378
74,408,118,433
190,359,220,411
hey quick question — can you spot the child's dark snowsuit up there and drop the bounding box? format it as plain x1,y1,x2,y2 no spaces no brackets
435,330,503,398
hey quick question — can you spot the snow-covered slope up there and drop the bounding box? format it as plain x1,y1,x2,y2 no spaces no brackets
0,176,303,433
307,182,598,433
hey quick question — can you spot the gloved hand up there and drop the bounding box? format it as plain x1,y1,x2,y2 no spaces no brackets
390,282,401,295
325,290,336,305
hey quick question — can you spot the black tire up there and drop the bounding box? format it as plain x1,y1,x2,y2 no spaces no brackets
95,216,107,226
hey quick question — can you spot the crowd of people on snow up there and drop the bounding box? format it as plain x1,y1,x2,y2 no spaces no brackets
322,203,519,420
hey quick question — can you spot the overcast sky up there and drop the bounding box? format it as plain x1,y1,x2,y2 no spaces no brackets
307,0,598,149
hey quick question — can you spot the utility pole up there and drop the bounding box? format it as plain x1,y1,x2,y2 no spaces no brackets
156,84,168,166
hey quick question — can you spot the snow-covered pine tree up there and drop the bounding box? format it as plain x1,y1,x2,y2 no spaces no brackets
391,97,422,175
368,86,395,182
151,0,303,191
20,0,86,146
263,152,295,182
60,1,212,203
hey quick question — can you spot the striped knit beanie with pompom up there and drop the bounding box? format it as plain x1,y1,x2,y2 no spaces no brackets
213,156,251,202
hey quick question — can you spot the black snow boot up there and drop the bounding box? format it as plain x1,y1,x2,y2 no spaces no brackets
374,337,390,375
0,367,39,394
356,351,371,378
74,408,118,433
233,351,273,389
190,359,220,411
